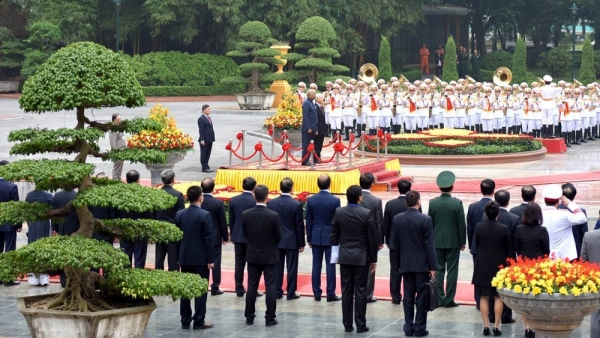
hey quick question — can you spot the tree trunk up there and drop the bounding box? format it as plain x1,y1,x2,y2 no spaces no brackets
471,5,487,56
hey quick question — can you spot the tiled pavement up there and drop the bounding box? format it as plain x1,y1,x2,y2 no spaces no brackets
0,98,599,337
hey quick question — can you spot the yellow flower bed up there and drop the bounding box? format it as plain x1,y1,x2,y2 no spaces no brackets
390,134,438,140
424,139,475,148
128,103,194,151
421,128,474,137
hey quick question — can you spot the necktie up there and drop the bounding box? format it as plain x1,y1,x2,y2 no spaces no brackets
207,115,212,125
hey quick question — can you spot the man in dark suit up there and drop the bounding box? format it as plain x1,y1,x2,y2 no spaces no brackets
331,185,379,334
116,170,151,269
392,190,437,337
581,228,600,336
0,160,21,286
200,178,229,296
175,185,215,330
466,178,494,308
52,185,81,287
243,185,281,327
383,180,422,304
306,174,341,302
198,104,215,173
358,173,383,303
560,183,588,259
267,178,305,300
314,93,327,161
229,177,259,297
301,89,318,166
155,169,185,272
509,185,536,220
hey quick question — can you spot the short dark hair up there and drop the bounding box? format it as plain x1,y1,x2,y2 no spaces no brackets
398,180,412,194
201,178,215,193
126,170,140,183
202,104,210,112
480,179,496,195
440,186,453,193
521,185,536,202
187,185,203,203
405,190,420,207
112,113,120,122
346,185,363,204
359,173,374,190
160,169,175,185
0,160,9,166
242,177,257,191
561,183,577,201
494,190,510,208
484,200,500,220
254,185,269,202
280,177,293,193
317,174,331,190
522,202,543,226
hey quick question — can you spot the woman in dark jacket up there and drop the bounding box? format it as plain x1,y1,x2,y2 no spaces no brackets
514,202,549,338
472,201,510,337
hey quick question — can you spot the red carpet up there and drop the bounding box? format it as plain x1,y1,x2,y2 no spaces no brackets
25,270,476,305
412,171,600,193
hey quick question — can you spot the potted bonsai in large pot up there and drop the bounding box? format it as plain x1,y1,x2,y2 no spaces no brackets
0,42,206,338
222,21,281,110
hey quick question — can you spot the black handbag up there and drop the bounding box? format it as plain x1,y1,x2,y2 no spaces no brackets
425,277,440,312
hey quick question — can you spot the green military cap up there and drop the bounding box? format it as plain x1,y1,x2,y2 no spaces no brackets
436,170,455,188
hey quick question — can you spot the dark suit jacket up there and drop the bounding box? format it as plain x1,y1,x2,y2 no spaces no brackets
301,98,318,132
391,209,437,273
559,204,588,258
175,205,215,265
52,190,79,235
467,197,492,249
509,202,528,220
242,205,281,265
383,196,422,249
201,194,229,245
155,185,185,224
497,208,520,259
88,205,115,242
305,191,340,246
267,194,305,250
0,178,20,231
360,190,384,245
471,220,510,287
316,104,326,134
229,192,256,244
331,205,379,266
514,224,550,259
197,113,215,143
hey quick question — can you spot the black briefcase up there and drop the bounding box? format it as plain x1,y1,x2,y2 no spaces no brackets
425,278,440,312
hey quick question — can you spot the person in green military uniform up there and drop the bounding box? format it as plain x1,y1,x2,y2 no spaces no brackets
427,171,466,308
471,49,481,82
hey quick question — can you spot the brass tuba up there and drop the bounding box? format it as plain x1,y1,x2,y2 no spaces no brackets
358,63,378,86
465,75,476,84
574,79,583,87
493,67,512,87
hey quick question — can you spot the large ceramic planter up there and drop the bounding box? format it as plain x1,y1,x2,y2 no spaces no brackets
498,288,600,338
18,294,156,338
144,152,186,186
0,80,19,93
236,93,275,110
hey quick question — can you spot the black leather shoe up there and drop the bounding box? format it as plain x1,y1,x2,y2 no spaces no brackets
181,324,190,329
367,297,378,303
327,295,341,302
193,322,213,330
444,301,460,308
246,318,254,325
404,331,414,337
3,281,20,287
265,319,278,327
493,327,501,336
211,290,224,296
392,300,401,305
357,326,370,333
414,330,429,337
345,326,354,333
483,327,490,336
202,169,212,173
287,293,300,300
501,318,516,324
314,296,321,301
276,295,283,300
236,292,245,297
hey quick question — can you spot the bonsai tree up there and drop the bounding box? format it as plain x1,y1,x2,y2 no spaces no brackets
222,21,282,94
0,42,205,313
442,36,458,82
284,16,349,84
579,37,595,84
378,36,393,81
511,37,528,85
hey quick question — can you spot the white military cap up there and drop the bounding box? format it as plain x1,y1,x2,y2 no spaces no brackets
542,184,562,202
543,75,552,83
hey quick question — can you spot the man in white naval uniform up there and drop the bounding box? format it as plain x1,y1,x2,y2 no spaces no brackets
539,75,561,139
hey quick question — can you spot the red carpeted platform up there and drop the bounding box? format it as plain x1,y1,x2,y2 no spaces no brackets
536,138,567,153
412,171,600,193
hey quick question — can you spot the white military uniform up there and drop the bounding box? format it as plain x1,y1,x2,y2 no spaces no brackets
540,85,561,125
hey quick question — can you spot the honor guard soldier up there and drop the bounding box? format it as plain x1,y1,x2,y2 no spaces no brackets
429,83,442,129
454,84,467,129
404,85,418,133
572,87,584,144
355,81,369,137
579,86,594,141
379,84,393,133
329,84,343,140
416,84,430,131
342,85,356,140
390,82,403,134
531,88,543,138
367,85,380,135
480,86,495,133
441,86,456,129
297,82,307,105
503,85,516,134
323,81,334,137
309,83,318,91
539,75,561,138
560,88,575,147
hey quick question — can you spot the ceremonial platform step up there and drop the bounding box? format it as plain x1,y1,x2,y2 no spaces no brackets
535,138,567,154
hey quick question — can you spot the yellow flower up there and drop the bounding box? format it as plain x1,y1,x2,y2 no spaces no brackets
523,287,531,295
559,286,568,295
513,285,523,293
572,287,582,296
546,287,554,295
577,279,584,286
532,287,542,295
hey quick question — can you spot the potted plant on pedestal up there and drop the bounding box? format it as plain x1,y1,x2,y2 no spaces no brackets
222,21,281,110
0,42,206,338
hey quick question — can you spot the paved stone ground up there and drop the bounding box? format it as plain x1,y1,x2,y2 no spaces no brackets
0,97,597,337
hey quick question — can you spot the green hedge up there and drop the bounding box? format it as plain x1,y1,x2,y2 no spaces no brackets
400,69,422,82
142,85,245,96
123,52,240,87
480,51,513,71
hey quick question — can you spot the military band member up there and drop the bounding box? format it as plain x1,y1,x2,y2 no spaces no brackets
309,83,318,91
379,84,392,133
342,85,356,140
354,81,368,137
520,88,534,136
539,75,561,139
560,88,575,147
503,86,516,134
429,83,442,129
464,84,476,131
441,86,456,129
490,87,504,133
324,81,333,137
532,88,543,138
367,85,380,135
579,86,593,142
572,88,583,144
390,82,403,134
454,84,467,130
404,85,418,133
415,84,430,131
586,84,597,140
480,87,495,133
297,82,307,105
329,84,343,140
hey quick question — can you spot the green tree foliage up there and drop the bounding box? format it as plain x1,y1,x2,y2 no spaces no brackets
0,41,207,313
442,36,458,82
0,27,24,78
511,38,528,85
538,47,571,78
20,21,62,78
222,21,280,93
378,36,392,81
579,38,595,84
